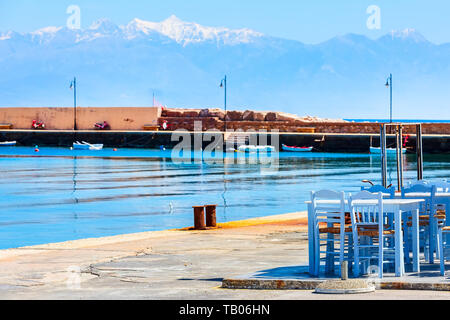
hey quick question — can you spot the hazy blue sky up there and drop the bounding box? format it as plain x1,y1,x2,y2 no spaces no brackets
0,0,449,44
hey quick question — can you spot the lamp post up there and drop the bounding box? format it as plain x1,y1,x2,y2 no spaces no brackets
220,75,227,132
70,77,77,130
385,74,393,123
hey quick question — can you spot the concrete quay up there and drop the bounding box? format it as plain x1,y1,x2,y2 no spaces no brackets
1,129,449,153
0,212,450,300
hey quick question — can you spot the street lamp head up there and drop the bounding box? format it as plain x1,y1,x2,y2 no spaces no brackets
219,81,223,88
385,80,390,88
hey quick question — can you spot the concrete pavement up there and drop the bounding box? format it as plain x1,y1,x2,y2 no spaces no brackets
1,212,450,300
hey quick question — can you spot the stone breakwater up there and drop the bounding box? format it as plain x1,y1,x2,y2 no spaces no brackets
159,108,346,132
159,108,450,134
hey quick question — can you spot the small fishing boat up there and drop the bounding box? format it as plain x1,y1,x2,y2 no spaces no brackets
370,147,406,155
0,141,16,146
73,141,103,150
237,145,276,153
282,144,313,152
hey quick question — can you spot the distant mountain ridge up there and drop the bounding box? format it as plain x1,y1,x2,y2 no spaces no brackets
0,16,449,119
1,15,264,45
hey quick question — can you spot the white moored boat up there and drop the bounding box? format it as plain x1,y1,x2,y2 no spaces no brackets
73,141,103,150
237,145,276,153
0,141,16,146
370,147,406,155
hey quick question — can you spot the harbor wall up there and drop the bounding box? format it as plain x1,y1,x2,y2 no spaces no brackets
158,108,450,134
1,107,449,134
0,131,448,154
0,107,161,130
159,118,450,135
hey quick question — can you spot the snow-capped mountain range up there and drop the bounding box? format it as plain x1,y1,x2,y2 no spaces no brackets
1,15,263,45
0,16,449,119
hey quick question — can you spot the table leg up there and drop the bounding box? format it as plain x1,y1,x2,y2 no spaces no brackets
308,203,315,275
429,216,434,264
446,201,450,248
395,209,405,277
412,208,420,273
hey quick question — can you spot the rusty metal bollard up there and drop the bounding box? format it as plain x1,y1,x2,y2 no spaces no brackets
205,205,217,228
193,206,206,230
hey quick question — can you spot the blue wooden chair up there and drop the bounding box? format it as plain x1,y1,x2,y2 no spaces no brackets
361,185,396,199
349,191,395,278
402,185,438,263
311,190,351,276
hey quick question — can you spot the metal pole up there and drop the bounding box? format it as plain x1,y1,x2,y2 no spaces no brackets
416,124,423,181
399,125,404,190
224,75,227,132
395,125,404,192
381,124,387,188
389,74,393,123
74,77,77,130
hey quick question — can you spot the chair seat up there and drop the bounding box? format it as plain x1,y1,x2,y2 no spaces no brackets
407,221,429,227
357,224,390,230
408,215,430,220
441,226,450,232
358,229,395,237
319,226,352,234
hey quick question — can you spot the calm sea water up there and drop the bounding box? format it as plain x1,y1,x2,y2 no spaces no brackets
0,147,449,249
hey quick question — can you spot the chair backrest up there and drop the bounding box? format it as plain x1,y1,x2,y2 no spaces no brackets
361,185,395,198
349,191,384,228
402,184,437,215
311,190,346,226
401,184,434,197
405,181,429,189
429,181,450,192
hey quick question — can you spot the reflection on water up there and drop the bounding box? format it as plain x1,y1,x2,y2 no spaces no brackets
0,147,448,249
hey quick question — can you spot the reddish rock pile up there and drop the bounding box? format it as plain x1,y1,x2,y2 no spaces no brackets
159,108,345,131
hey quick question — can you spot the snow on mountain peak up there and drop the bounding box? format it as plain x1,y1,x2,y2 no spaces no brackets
124,15,263,45
0,15,263,45
384,28,428,43
30,26,63,37
89,18,119,33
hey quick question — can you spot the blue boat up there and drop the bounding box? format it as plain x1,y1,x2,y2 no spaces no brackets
282,144,313,152
370,147,406,155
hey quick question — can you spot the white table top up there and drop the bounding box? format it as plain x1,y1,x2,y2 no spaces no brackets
396,192,450,198
306,199,424,205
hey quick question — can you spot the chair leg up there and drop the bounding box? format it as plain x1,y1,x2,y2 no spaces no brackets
435,221,440,260
340,232,345,267
314,228,320,276
429,224,435,264
325,233,334,274
379,235,384,279
354,237,360,277
403,219,411,264
439,229,445,276
348,234,354,271
424,226,430,262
